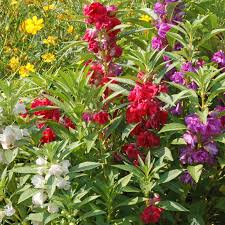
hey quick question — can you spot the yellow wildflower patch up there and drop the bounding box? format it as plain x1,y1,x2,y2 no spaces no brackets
41,53,56,63
19,63,35,77
67,25,74,34
21,16,44,35
8,57,20,71
139,15,151,23
43,36,57,45
43,4,56,11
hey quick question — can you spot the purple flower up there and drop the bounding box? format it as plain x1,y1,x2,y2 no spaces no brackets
158,23,171,38
204,142,218,156
187,81,198,90
154,2,166,16
170,71,185,84
82,112,93,122
192,149,210,164
212,50,225,67
195,59,205,69
179,146,194,165
214,106,225,126
180,171,194,184
171,102,182,115
183,132,197,148
109,63,123,76
205,117,222,136
151,36,164,50
181,62,195,72
163,55,172,68
185,114,205,134
174,42,183,51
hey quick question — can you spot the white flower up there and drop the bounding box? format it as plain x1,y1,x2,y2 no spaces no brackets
0,126,23,149
55,177,71,190
31,175,45,189
4,204,15,216
22,129,29,137
36,157,47,166
61,160,71,175
47,203,59,213
48,164,64,176
32,191,47,207
13,101,26,115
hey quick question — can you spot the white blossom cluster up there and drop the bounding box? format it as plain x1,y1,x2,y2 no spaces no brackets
0,204,15,223
0,125,29,150
31,157,71,214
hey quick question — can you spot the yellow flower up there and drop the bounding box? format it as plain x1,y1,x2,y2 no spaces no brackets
43,4,56,11
67,25,74,34
21,16,44,35
19,63,35,77
139,15,151,23
11,0,18,5
9,57,20,71
41,53,56,63
43,36,57,45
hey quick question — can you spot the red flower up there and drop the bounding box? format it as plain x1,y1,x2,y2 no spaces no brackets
128,82,158,102
83,28,98,42
40,127,56,144
93,111,110,124
110,45,123,58
141,205,163,224
83,2,107,22
123,143,140,160
61,116,76,129
137,131,160,148
31,98,60,121
145,110,168,130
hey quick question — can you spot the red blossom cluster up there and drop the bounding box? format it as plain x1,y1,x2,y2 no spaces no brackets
123,81,168,165
31,98,75,143
141,205,163,224
141,195,163,224
83,2,123,86
82,111,110,125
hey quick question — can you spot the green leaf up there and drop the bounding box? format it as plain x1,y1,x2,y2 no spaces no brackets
157,169,183,184
214,134,225,144
79,210,105,221
85,134,98,153
171,138,186,145
18,188,39,204
116,197,147,208
70,162,101,173
26,213,45,222
158,201,189,212
187,164,203,183
159,123,186,133
122,123,139,140
12,166,38,174
118,173,133,188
